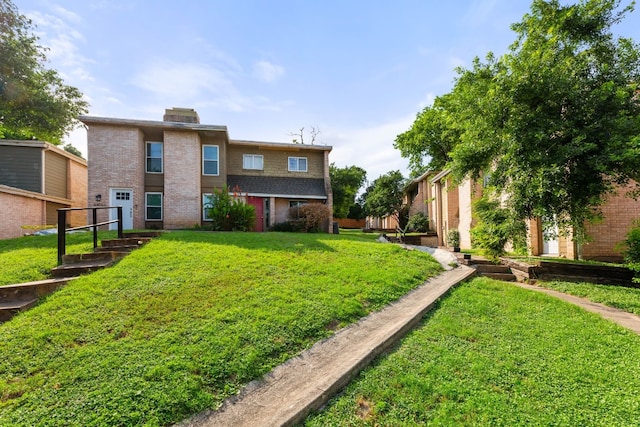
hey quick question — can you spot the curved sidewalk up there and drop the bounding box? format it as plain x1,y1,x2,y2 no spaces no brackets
177,266,476,427
514,282,640,335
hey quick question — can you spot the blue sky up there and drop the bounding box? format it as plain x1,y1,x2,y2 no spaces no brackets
14,0,640,182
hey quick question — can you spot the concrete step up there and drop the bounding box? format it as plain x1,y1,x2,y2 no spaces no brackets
0,299,39,322
95,245,140,253
51,258,114,278
0,277,76,303
101,237,151,248
475,264,512,274
62,251,127,264
0,277,77,322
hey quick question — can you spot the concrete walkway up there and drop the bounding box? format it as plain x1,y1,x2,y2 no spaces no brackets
176,266,476,427
514,282,640,335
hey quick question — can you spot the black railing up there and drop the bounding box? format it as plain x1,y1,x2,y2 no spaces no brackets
57,206,123,265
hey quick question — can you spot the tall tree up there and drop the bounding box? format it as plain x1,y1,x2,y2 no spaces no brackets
399,0,640,241
394,93,461,175
0,0,88,143
363,170,408,229
330,163,367,218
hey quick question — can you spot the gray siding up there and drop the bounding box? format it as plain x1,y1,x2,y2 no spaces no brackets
0,145,42,193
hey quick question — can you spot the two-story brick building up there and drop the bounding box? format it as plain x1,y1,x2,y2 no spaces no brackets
79,108,333,231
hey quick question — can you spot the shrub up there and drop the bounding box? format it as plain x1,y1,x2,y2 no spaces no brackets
407,212,430,232
288,203,332,233
622,221,640,283
206,186,256,231
446,228,460,247
471,196,527,260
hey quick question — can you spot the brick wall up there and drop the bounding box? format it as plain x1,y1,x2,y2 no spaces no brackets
87,125,144,229
0,191,45,239
164,130,201,228
581,183,640,261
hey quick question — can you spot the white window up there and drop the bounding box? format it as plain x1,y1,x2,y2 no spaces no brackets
288,157,307,172
203,193,215,221
243,154,263,170
289,200,307,208
145,192,162,220
203,145,219,176
146,142,163,173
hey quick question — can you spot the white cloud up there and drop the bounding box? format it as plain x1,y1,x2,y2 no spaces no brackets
325,116,414,183
253,60,285,83
131,60,286,113
25,6,98,95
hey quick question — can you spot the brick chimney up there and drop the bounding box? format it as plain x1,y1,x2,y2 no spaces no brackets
163,108,200,124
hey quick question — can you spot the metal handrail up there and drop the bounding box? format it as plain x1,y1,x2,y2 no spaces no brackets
57,206,123,265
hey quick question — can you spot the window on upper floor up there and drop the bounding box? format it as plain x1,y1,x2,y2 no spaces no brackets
243,154,263,170
288,156,307,172
203,145,219,176
145,192,162,220
146,142,163,173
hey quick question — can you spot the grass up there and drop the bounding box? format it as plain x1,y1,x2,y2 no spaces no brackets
304,277,640,426
0,231,442,426
0,231,118,286
540,280,640,316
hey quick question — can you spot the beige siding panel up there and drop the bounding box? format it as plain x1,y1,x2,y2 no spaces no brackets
44,151,68,199
68,158,87,227
227,145,325,179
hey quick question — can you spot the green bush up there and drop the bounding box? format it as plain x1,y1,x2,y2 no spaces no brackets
288,203,332,232
446,228,460,247
471,196,527,260
206,187,256,231
407,212,430,232
622,221,640,283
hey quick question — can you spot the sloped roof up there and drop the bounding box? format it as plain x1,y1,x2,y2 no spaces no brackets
227,175,327,199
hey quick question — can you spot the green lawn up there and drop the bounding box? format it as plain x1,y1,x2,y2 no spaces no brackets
0,231,441,426
304,277,640,426
0,231,118,286
540,280,640,316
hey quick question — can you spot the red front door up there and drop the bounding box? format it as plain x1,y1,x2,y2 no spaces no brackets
247,197,264,231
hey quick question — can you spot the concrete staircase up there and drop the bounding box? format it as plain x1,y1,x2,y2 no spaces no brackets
464,257,517,282
50,232,158,278
1,232,161,322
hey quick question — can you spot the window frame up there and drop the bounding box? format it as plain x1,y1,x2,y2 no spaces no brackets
243,154,264,170
203,193,215,221
202,145,220,176
288,156,308,172
145,142,163,174
289,200,307,208
145,192,163,221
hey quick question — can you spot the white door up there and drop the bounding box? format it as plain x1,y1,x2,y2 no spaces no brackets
542,220,559,255
109,188,133,230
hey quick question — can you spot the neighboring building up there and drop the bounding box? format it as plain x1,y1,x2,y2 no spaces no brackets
0,140,87,239
425,169,638,262
79,108,333,232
